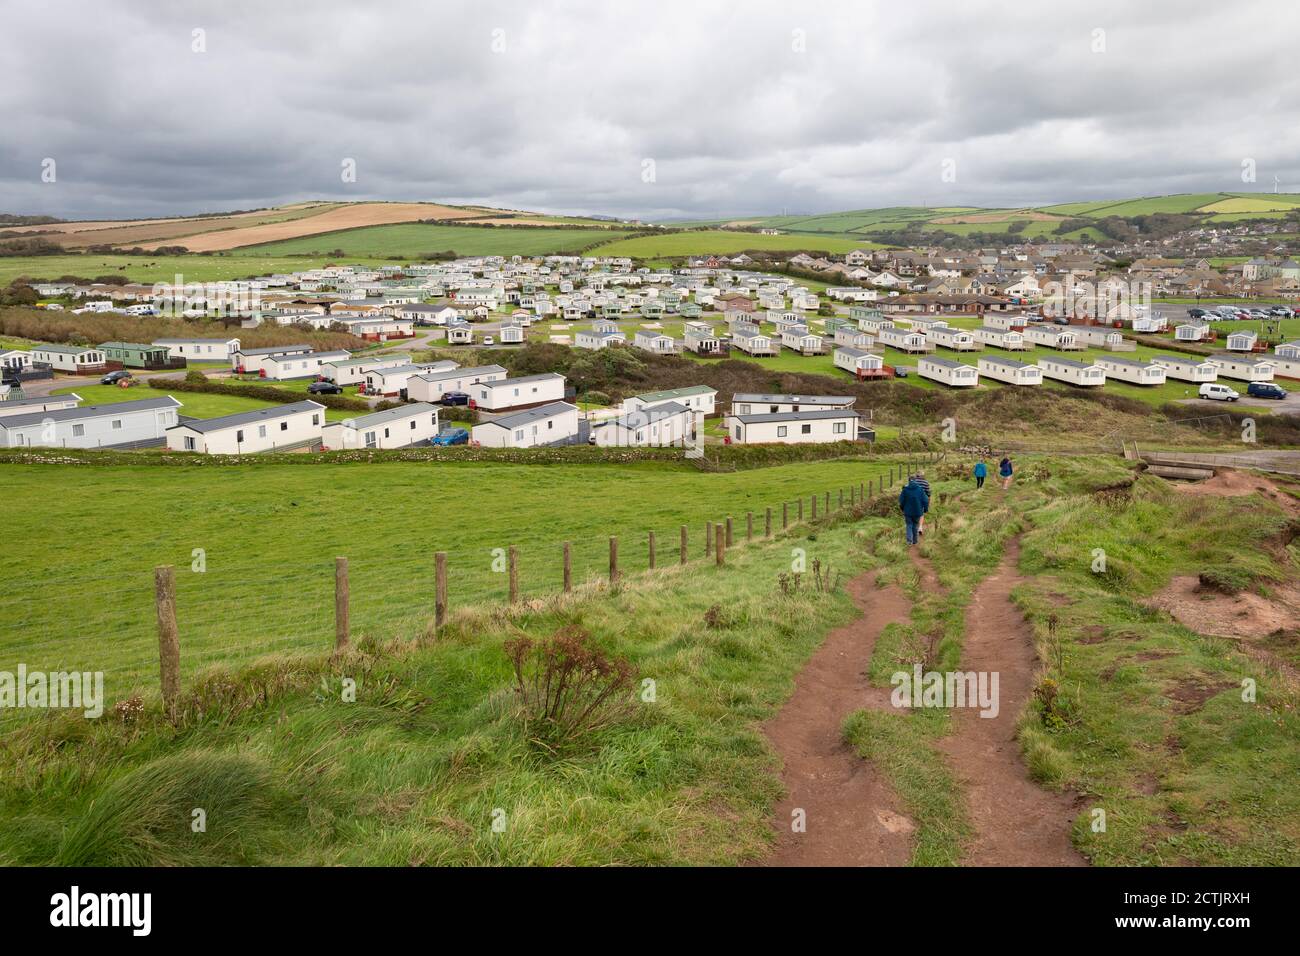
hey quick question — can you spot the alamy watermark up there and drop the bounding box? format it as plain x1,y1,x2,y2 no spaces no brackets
890,664,999,718
1,665,104,718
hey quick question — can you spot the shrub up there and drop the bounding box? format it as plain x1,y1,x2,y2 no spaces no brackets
502,624,636,753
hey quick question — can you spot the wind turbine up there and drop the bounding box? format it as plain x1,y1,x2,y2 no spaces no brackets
1274,175,1281,194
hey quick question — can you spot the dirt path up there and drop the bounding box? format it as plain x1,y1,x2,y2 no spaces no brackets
936,538,1086,866
762,571,915,866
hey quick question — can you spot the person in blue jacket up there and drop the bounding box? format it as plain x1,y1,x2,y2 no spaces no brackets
973,459,987,490
898,477,929,547
999,456,1014,490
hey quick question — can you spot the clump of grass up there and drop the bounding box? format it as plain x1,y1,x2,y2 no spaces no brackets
1196,564,1251,596
502,623,638,755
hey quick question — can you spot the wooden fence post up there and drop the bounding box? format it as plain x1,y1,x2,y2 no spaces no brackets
765,507,772,538
562,542,572,593
838,489,844,509
811,494,817,519
746,511,754,541
859,481,864,501
783,501,789,529
726,516,734,547
609,536,619,584
680,525,687,565
825,491,831,514
715,523,725,566
435,552,448,628
798,498,804,522
648,531,656,570
154,565,180,722
334,556,350,651
705,521,713,555
508,546,519,604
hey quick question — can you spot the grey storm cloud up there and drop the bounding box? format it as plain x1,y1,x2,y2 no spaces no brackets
2,0,1299,220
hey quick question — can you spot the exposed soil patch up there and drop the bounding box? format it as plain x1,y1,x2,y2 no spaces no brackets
1150,576,1300,641
936,539,1087,866
1165,678,1235,715
1078,625,1107,644
1172,469,1300,517
762,572,915,866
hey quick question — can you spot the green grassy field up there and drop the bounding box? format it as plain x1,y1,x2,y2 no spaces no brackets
0,456,900,700
241,224,633,258
2,453,1294,867
592,231,873,258
0,253,362,286
51,383,358,421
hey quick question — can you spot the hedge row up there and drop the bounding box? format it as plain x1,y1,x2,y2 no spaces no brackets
0,436,930,470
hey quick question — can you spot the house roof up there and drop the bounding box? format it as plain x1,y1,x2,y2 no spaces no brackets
733,393,855,406
326,353,413,369
33,344,100,355
1209,353,1273,365
236,344,313,356
414,363,505,384
327,403,439,430
99,341,165,351
0,396,181,430
0,392,81,410
482,373,565,390
476,402,577,430
835,347,877,360
605,401,690,431
1152,355,1211,366
729,409,858,425
632,385,716,403
921,357,974,370
168,400,324,434
1040,357,1099,369
979,356,1034,369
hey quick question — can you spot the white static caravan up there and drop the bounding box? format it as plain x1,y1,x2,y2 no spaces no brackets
1174,323,1211,342
0,396,181,449
31,345,107,373
856,314,892,334
1095,356,1167,386
1207,353,1275,383
153,337,241,361
471,402,580,448
683,322,721,355
833,327,874,349
0,348,33,370
1059,324,1126,350
321,352,414,386
633,330,680,354
731,327,777,356
1023,326,1082,351
321,403,441,450
878,325,932,353
473,372,567,412
1038,356,1105,387
927,325,978,351
624,385,717,416
574,329,626,350
498,324,526,345
0,393,82,419
731,393,856,416
972,326,1026,351
593,401,692,447
984,312,1030,331
260,350,351,381
1268,355,1300,380
166,400,325,454
833,347,885,377
231,344,313,374
1151,355,1217,383
362,362,456,398
780,326,827,355
1225,331,1258,352
724,408,859,445
405,364,508,403
977,356,1042,386
918,356,979,388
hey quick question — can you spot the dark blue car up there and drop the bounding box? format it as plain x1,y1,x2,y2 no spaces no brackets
432,427,469,446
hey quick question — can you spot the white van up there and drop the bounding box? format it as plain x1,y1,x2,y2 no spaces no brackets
1199,382,1240,402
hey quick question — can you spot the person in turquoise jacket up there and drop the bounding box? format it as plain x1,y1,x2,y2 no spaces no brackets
973,459,987,490
898,478,929,547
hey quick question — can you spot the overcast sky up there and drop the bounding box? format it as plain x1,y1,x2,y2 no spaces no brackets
3,0,1299,221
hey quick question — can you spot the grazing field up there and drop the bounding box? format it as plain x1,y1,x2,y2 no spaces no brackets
0,456,899,699
0,253,368,285
19,205,345,250
592,231,872,258
243,223,633,258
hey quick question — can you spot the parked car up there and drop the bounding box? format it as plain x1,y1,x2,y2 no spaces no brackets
1187,308,1208,318
893,367,909,378
307,380,343,395
100,369,132,385
1053,316,1071,325
1199,382,1240,402
1268,306,1293,317
482,336,495,346
431,427,469,446
440,391,470,406
1247,382,1287,400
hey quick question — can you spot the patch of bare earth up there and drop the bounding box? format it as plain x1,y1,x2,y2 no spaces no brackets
1148,576,1300,684
761,572,915,866
936,539,1087,866
142,202,484,252
1171,469,1300,517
